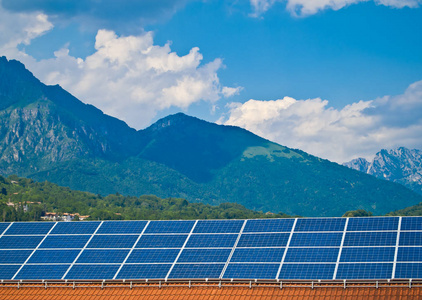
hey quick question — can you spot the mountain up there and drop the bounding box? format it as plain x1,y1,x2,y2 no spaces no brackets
1,56,422,217
344,147,422,195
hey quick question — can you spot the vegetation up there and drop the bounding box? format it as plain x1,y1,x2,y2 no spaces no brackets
387,202,422,216
342,209,373,217
0,175,292,222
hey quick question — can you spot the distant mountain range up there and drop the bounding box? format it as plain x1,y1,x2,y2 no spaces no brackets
344,147,422,195
1,56,421,217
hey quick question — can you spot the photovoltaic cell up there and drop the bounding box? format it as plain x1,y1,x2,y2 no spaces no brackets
169,263,224,279
237,233,289,248
0,236,44,249
336,263,393,279
65,264,120,280
294,218,345,232
401,217,422,231
0,223,10,235
6,222,54,235
39,235,91,249
76,249,130,263
343,232,397,247
284,247,339,263
28,249,80,263
127,249,180,263
243,219,294,233
96,221,147,234
51,221,101,235
289,233,342,247
0,265,21,280
341,247,395,263
87,235,138,248
395,263,422,279
193,220,243,233
230,248,285,263
347,217,399,231
397,247,422,262
116,264,172,279
178,249,231,263
223,263,279,279
145,221,194,234
0,250,32,263
399,232,422,246
186,234,237,248
136,234,187,248
279,264,335,280
15,264,70,280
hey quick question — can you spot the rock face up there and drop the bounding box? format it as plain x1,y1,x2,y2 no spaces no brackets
344,147,422,195
1,56,422,217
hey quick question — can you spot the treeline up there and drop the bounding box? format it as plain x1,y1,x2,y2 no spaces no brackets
0,175,292,222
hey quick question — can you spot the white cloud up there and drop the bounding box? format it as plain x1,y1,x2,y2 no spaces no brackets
250,0,421,16
4,27,239,129
220,81,422,163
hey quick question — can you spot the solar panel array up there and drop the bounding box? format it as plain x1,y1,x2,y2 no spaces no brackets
0,217,421,281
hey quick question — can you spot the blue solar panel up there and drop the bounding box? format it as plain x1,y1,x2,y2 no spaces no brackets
193,220,243,233
336,263,393,279
136,234,188,248
397,247,422,262
116,264,172,279
76,249,130,263
169,263,224,279
97,221,147,234
28,249,80,263
289,233,342,247
279,264,335,280
6,222,54,235
395,263,422,279
145,221,194,234
243,219,294,233
341,247,395,262
237,233,289,247
0,223,11,235
347,217,399,231
65,264,120,280
127,249,180,263
0,236,44,249
87,235,138,248
223,263,279,279
39,235,91,248
400,232,422,246
0,265,20,280
15,264,70,280
187,234,238,248
344,232,397,247
178,249,231,263
0,250,32,263
295,218,345,232
401,217,422,231
51,222,101,234
231,248,285,263
285,248,339,263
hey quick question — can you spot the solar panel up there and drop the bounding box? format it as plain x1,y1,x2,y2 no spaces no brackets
169,263,225,279
1,217,422,281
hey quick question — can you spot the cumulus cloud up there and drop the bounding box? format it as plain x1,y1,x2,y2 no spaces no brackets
220,81,422,163
11,29,238,129
250,0,421,16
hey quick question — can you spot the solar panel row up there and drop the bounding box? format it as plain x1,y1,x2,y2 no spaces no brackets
0,217,421,281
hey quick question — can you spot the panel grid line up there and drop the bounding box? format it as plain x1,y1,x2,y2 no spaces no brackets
276,218,297,279
11,222,58,280
392,216,402,279
0,222,13,237
165,220,198,280
112,221,150,279
333,217,349,280
219,219,247,279
61,221,104,279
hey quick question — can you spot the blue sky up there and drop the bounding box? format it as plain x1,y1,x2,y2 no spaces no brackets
0,0,421,162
